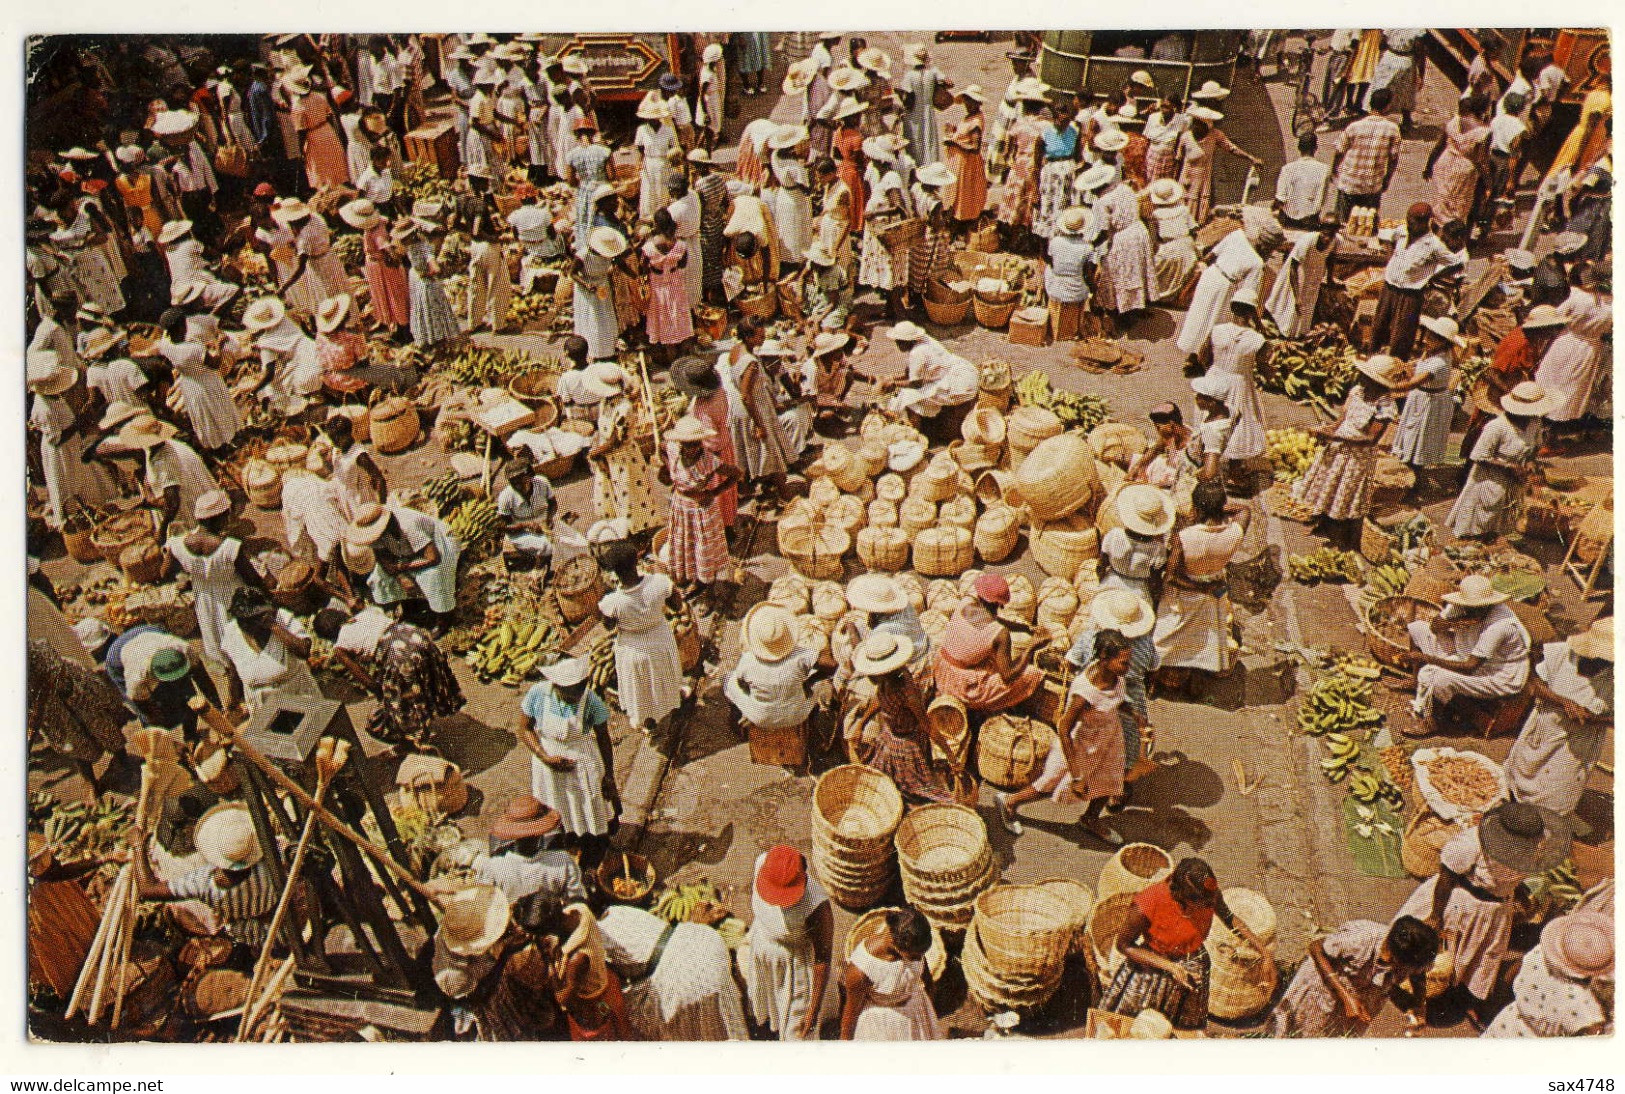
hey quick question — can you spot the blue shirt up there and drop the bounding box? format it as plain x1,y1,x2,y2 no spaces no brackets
1042,124,1080,160
521,681,610,731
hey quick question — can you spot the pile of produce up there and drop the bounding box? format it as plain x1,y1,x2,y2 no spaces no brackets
588,634,618,703
437,231,471,271
29,792,135,859
1296,670,1383,736
436,345,535,387
446,496,500,550
1361,555,1413,600
1451,351,1493,398
1256,323,1362,416
1525,860,1585,918
506,292,554,327
1418,753,1500,811
419,470,465,518
463,619,558,685
1266,428,1321,483
397,161,457,207
1287,546,1363,584
1298,668,1405,808
651,879,747,948
438,417,482,453
1013,371,1111,432
331,232,365,269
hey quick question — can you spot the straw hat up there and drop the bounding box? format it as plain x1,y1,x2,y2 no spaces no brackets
157,220,194,245
1409,315,1465,350
887,438,927,473
272,197,313,224
1147,178,1186,207
316,294,353,334
1542,911,1614,980
473,66,504,86
962,407,1006,447
1013,77,1052,103
863,134,908,162
857,47,893,77
439,884,512,957
26,352,77,396
115,144,148,166
813,330,851,357
98,400,144,431
193,488,231,522
82,327,125,360
1075,163,1116,193
957,84,987,103
340,198,384,230
818,30,844,40
1521,304,1568,330
1552,231,1588,256
1355,354,1409,388
1056,206,1093,235
637,94,672,121
917,162,955,188
1503,248,1537,272
670,356,722,397
1191,80,1231,101
588,226,628,259
1089,588,1155,639
117,414,178,448
242,297,287,332
769,124,809,150
1191,373,1234,402
561,54,590,75
194,803,264,871
701,42,723,64
888,321,927,343
1567,617,1614,662
1130,1009,1174,1039
1442,573,1509,608
1129,70,1156,89
1094,129,1129,153
541,657,592,688
1478,801,1567,874
743,603,798,663
345,501,394,546
342,542,376,574
829,66,870,93
852,631,915,676
1241,204,1284,249
1188,105,1224,122
489,796,562,843
904,43,929,66
1117,485,1175,536
847,572,909,615
1500,380,1552,416
582,361,628,399
833,96,867,121
150,109,201,137
686,147,712,165
783,60,816,95
668,415,718,444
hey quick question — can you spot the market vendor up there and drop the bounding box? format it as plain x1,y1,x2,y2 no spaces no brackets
1505,617,1613,818
316,605,465,753
1481,910,1613,1037
836,573,931,686
1270,916,1439,1038
28,639,135,798
133,801,280,959
848,633,953,803
746,844,837,1041
1403,574,1533,734
469,796,588,905
932,572,1043,714
495,454,556,575
725,603,827,737
345,499,464,634
1369,203,1466,360
104,624,221,739
1461,305,1566,458
1448,381,1550,542
876,321,978,422
597,901,749,1040
218,586,319,715
515,657,618,846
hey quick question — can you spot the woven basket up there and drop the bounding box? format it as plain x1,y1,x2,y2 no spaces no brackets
899,496,938,536
948,439,1000,473
1096,843,1173,902
119,542,169,585
924,296,971,326
1005,405,1064,469
1402,808,1463,879
1360,518,1397,563
370,396,420,454
913,525,974,577
912,459,961,503
896,804,994,893
974,883,1076,979
1086,891,1137,980
908,855,1000,929
1365,595,1441,670
973,505,1022,564
973,290,1019,329
867,500,899,528
1017,432,1101,522
264,441,309,474
92,509,157,563
243,459,282,509
553,555,605,624
1029,516,1100,581
1036,877,1095,956
814,765,905,852
824,446,871,493
737,290,778,320
854,441,888,480
827,494,867,535
856,526,910,571
977,715,1056,790
938,495,977,530
875,473,908,504
1205,888,1277,1021
1370,455,1415,510
780,523,850,579
962,922,1063,1012
926,277,973,305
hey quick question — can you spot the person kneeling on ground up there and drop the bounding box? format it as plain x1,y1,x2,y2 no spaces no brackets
1270,915,1439,1037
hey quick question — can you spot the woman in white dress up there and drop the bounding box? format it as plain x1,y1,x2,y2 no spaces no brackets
1095,173,1157,323
840,907,942,1040
1449,382,1548,541
347,500,463,629
1534,265,1612,432
168,489,261,665
597,541,684,736
1153,479,1249,691
1175,210,1280,366
858,137,914,309
515,657,618,839
745,846,836,1040
219,588,319,714
280,200,349,303
1392,316,1464,471
1148,180,1200,304
1505,620,1613,819
253,207,319,316
1202,298,1269,468
242,297,323,414
634,97,680,222
156,312,242,452
665,176,704,308
764,129,814,267
27,352,113,529
1481,913,1611,1037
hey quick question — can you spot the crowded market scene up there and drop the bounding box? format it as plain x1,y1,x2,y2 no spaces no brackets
22,27,1614,1045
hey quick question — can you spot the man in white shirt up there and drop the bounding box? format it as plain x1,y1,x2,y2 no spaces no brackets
1274,131,1332,229
1405,576,1532,732
1371,203,1465,358
353,145,396,212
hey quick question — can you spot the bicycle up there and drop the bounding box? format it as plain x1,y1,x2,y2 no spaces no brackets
1285,36,1328,136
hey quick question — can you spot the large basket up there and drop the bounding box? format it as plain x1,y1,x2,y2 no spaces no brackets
813,765,905,853
1016,432,1101,523
923,296,971,326
856,526,910,571
1086,891,1137,980
779,523,850,580
370,396,421,454
973,290,1019,330
1401,808,1464,879
937,495,977,530
895,803,997,918
976,715,1056,790
737,290,778,320
926,278,972,305
119,542,170,586
553,555,605,625
1205,888,1277,1021
1360,518,1397,564
1028,516,1100,581
1370,455,1416,511
973,505,1022,564
972,883,1076,979
913,525,974,577
1096,843,1172,902
243,459,282,509
91,509,156,563
1035,877,1095,956
1365,595,1441,670
962,921,1063,1012
1004,405,1064,470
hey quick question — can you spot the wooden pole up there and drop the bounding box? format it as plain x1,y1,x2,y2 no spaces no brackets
189,697,443,906
634,349,663,456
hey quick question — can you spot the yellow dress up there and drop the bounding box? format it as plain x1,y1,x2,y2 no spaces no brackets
1346,30,1384,86
592,396,661,536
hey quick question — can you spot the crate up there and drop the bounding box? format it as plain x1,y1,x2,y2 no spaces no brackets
405,121,459,179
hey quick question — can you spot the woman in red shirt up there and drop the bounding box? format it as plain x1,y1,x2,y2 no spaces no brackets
1100,857,1275,1030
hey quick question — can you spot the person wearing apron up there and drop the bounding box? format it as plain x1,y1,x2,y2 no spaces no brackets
516,658,618,841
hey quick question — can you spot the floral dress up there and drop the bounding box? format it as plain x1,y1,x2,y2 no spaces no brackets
1295,383,1397,521
996,114,1045,230
406,238,461,349
592,396,661,536
369,621,465,748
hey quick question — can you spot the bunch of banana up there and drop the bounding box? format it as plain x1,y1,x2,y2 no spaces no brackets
652,880,720,923
447,497,501,548
35,796,135,856
397,162,458,206
421,470,465,517
1320,733,1363,782
438,345,534,386
589,635,618,701
439,417,482,453
1526,860,1584,912
331,232,365,270
1049,389,1111,432
1364,555,1411,598
1297,672,1384,736
1260,338,1361,416
507,292,553,326
1329,650,1384,680
1451,352,1492,398
1347,767,1403,805
1266,428,1322,483
1390,513,1433,555
1287,547,1364,584
465,619,556,684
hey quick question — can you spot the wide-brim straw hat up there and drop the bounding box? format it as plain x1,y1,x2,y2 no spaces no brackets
340,198,383,231
1552,231,1589,256
1542,911,1614,980
1147,178,1186,207
473,66,505,86
118,414,178,448
858,47,894,77
783,62,816,94
888,320,927,343
1090,587,1155,639
1503,248,1538,272
668,415,718,444
195,803,264,871
272,198,313,224
582,361,628,400
439,884,512,957
588,226,628,259
1094,129,1130,153
1478,801,1568,874
26,352,77,396
541,657,592,687
1191,373,1234,402
833,96,867,121
686,147,713,164
887,439,927,473
1501,380,1552,416
1355,353,1408,388
1567,617,1614,662
1189,104,1225,122
82,327,125,360
193,488,231,522
1130,70,1156,88
813,330,850,357
916,162,955,188
1418,315,1467,347
1241,204,1284,248
769,124,809,150
1191,80,1231,100
637,94,672,121
345,501,393,546
670,356,722,397
1117,484,1176,536
489,796,562,842
853,631,914,676
828,66,870,93
150,109,201,137
847,572,908,615
1013,77,1051,103
1443,573,1509,608
170,279,208,307
1056,206,1094,235
904,43,929,66
317,294,353,333
1075,163,1116,192
743,603,798,663
957,84,987,103
157,220,194,245
1521,304,1568,330
863,133,908,161
99,400,144,431
115,144,148,166
242,296,288,332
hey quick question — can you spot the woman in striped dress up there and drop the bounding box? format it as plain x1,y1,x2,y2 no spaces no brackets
398,220,461,349
664,417,741,596
909,164,954,303
691,154,731,305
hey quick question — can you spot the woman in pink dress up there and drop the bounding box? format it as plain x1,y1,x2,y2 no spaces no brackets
1425,94,1492,226
641,209,694,362
945,87,989,230
1535,263,1613,432
341,199,408,334
1178,110,1262,225
288,70,351,191
669,357,738,528
996,92,1047,241
664,417,741,599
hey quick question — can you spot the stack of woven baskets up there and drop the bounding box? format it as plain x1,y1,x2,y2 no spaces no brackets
1086,844,1174,981
811,765,904,911
962,883,1081,1012
1018,432,1104,581
894,803,999,930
